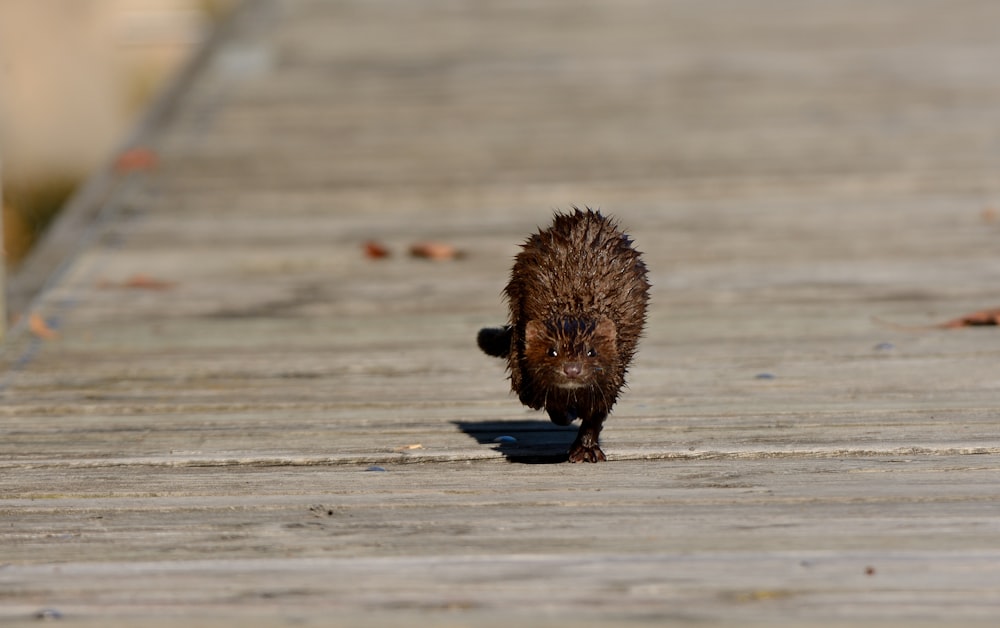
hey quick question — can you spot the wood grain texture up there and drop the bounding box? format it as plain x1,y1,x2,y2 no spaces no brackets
2,0,1000,624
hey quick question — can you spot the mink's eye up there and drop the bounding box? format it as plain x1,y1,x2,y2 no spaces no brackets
547,348,558,358
586,348,597,357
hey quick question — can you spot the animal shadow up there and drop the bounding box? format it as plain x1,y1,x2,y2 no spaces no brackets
452,419,577,464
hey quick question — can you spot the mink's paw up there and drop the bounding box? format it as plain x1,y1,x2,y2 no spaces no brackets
568,421,606,463
567,442,606,463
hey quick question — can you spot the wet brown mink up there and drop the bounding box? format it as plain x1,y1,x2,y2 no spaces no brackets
477,208,649,462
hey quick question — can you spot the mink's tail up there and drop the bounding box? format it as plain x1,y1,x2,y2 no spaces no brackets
477,326,512,358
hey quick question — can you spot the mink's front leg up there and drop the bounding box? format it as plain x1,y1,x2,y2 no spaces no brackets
567,413,606,463
546,406,577,426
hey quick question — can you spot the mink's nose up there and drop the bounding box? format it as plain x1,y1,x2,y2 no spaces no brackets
563,362,582,378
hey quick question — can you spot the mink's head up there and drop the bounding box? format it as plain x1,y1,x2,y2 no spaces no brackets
523,317,618,390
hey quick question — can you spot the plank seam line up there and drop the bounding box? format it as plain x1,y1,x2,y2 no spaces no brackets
2,446,997,470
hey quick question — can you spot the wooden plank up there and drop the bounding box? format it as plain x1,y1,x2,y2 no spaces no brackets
2,0,1000,624
2,459,999,623
2,552,1000,626
0,174,4,336
6,456,998,622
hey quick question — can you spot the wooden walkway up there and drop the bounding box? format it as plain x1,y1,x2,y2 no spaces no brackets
3,0,1000,624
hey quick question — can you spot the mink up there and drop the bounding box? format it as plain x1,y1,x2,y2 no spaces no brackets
477,208,649,462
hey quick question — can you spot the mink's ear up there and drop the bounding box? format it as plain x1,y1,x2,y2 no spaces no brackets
594,317,617,346
524,320,543,347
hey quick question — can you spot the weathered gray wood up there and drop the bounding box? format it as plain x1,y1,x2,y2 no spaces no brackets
3,0,1000,624
0,172,4,336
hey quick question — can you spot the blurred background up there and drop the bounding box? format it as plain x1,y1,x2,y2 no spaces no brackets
0,0,236,269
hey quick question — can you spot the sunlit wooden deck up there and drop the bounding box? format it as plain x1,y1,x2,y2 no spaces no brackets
3,0,1000,624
